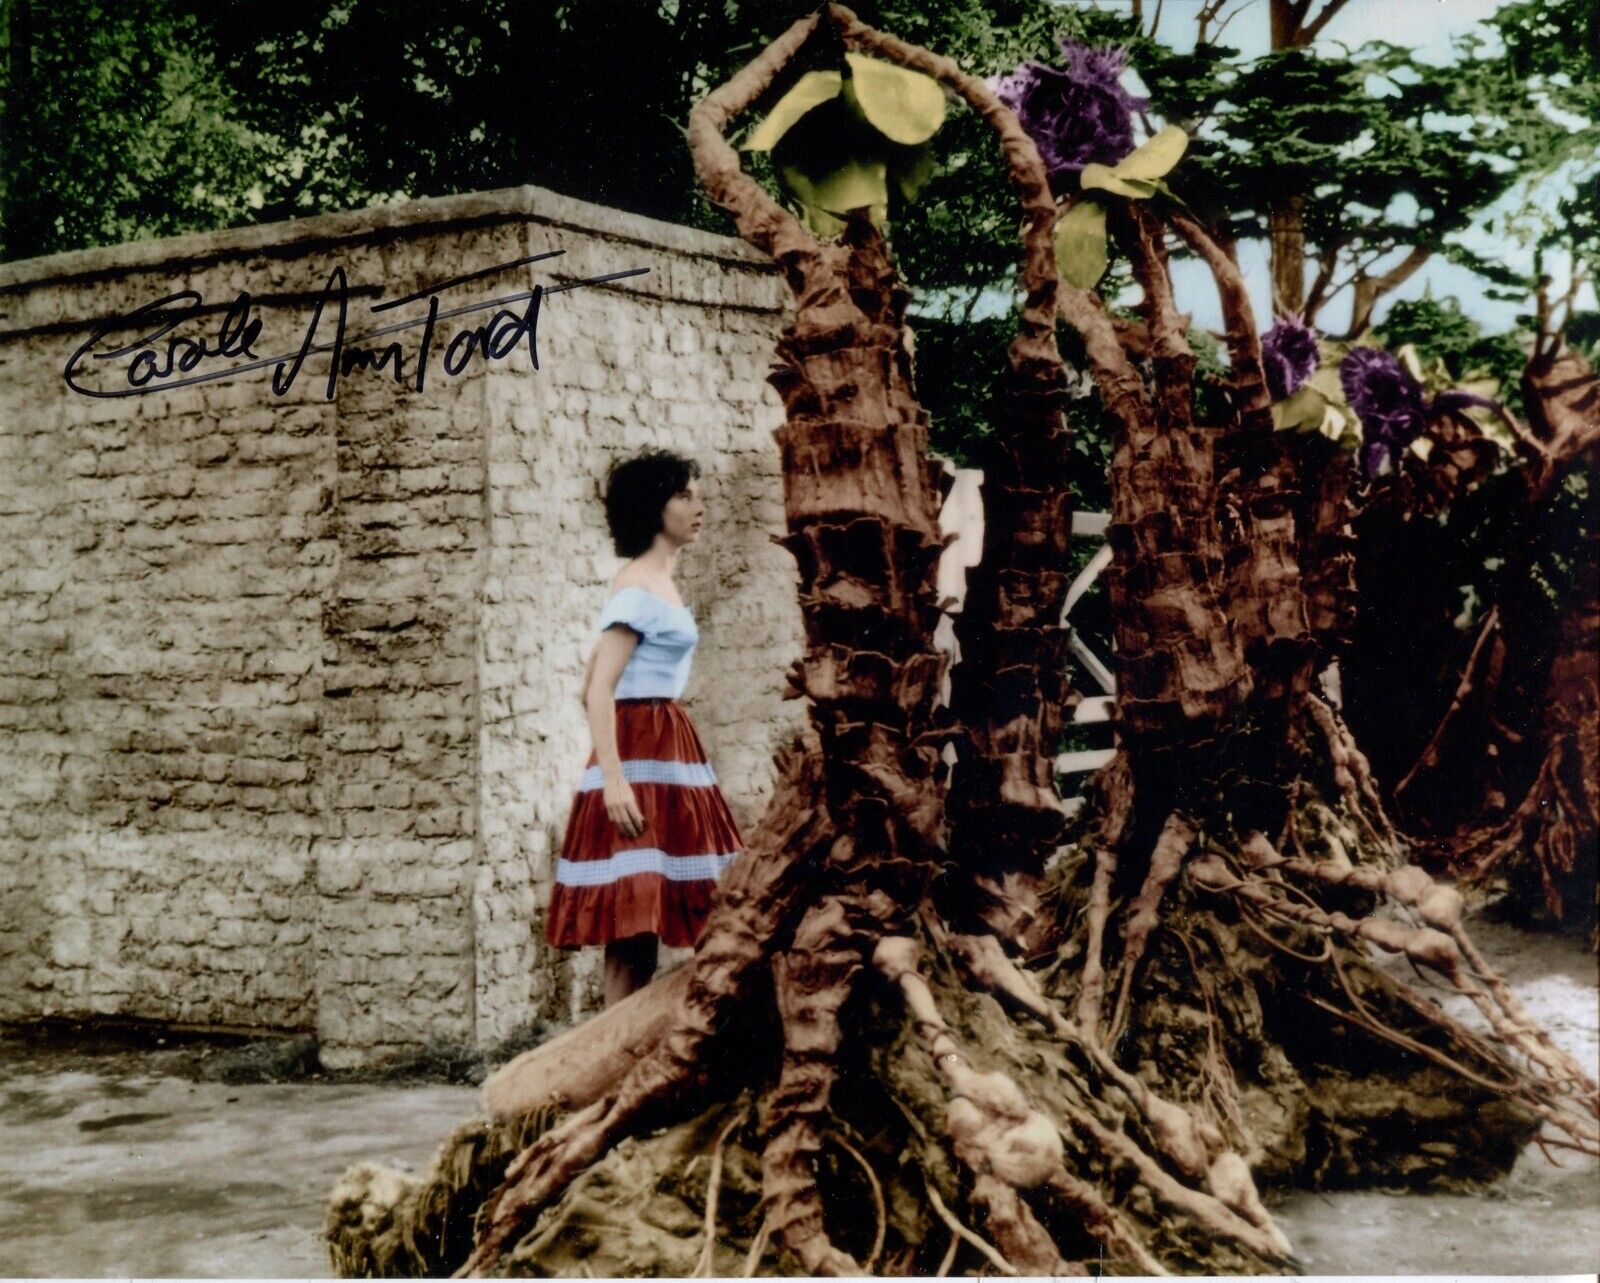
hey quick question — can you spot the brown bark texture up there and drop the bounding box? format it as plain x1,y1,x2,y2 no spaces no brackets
1098,202,1254,759
898,15,1079,946
1392,344,1600,931
1268,195,1308,318
324,12,1600,1279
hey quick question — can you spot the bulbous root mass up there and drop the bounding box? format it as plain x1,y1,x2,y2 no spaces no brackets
326,707,1598,1278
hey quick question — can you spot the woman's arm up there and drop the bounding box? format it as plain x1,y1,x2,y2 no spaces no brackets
585,626,647,839
577,643,598,710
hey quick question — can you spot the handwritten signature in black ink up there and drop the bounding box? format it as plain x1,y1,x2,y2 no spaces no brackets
63,250,649,400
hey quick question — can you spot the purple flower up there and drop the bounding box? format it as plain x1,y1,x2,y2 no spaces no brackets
1261,316,1320,400
990,38,1147,195
1339,346,1426,478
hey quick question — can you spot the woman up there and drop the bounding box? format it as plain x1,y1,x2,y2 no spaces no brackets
544,449,745,1006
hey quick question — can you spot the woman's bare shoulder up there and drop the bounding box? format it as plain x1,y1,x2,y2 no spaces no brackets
610,561,649,593
609,561,681,606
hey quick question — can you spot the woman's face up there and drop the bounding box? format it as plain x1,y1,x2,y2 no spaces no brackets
659,477,705,548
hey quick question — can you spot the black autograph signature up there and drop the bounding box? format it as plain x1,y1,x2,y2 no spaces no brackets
63,250,649,400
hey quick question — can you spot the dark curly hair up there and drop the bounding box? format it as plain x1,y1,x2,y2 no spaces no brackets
603,449,701,558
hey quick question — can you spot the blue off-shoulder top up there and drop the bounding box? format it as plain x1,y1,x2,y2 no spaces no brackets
597,586,700,700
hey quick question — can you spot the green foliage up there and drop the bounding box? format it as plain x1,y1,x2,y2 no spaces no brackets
1363,291,1591,654
1144,36,1558,297
1374,297,1530,420
905,312,1017,467
0,0,1579,508
1186,325,1234,429
0,0,275,260
1429,0,1597,287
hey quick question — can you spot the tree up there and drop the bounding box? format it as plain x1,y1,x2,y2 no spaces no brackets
1306,0,1600,926
1142,22,1574,333
326,11,1597,1277
7,0,1583,362
1449,0,1600,283
0,0,274,261
1079,1,1596,340
1387,288,1599,933
1257,0,1419,323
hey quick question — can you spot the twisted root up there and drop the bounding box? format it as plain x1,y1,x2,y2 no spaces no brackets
689,1106,750,1277
925,1177,1017,1276
948,925,1292,1262
1189,852,1600,1152
1108,814,1198,1046
826,1130,886,1272
761,901,863,1275
1302,696,1400,850
874,935,1075,1274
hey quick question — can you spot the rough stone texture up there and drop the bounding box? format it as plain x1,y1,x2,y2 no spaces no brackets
0,186,802,1065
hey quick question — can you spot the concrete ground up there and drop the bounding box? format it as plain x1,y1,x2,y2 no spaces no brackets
0,914,1595,1277
0,1059,475,1277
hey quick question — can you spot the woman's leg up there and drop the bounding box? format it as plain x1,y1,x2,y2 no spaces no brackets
602,933,658,1007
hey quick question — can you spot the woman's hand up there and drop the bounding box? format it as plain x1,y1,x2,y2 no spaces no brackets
586,625,644,838
603,776,647,840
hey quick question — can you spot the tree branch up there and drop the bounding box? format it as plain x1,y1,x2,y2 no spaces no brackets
1116,202,1196,434
830,5,1063,364
1533,274,1554,362
1301,0,1355,45
1203,0,1260,45
1553,267,1588,347
1168,209,1273,431
1225,0,1259,38
1344,244,1431,339
684,11,821,262
1301,238,1344,324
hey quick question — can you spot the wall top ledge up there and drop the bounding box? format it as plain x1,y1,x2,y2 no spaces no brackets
0,184,779,295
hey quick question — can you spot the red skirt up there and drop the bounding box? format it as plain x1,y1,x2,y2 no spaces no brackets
545,698,745,949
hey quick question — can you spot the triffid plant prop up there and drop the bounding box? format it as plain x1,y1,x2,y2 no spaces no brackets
1390,278,1599,934
1249,289,1596,937
325,11,1598,1278
1011,56,1595,1210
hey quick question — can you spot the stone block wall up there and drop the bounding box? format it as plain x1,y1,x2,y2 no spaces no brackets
0,186,803,1065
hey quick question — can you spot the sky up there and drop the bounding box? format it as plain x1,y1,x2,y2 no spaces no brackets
972,0,1596,339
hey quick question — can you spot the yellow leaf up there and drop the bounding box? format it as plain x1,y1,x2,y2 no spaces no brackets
894,145,938,203
1396,343,1426,383
843,53,946,145
1317,403,1356,445
1304,364,1347,404
780,159,888,218
1270,386,1329,433
1080,163,1158,200
743,71,843,152
1054,199,1109,289
799,203,847,238
1112,125,1189,181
